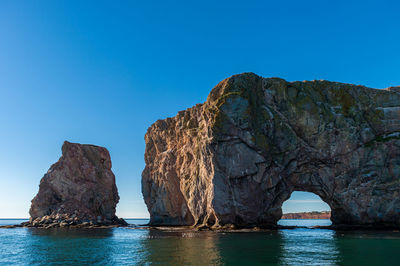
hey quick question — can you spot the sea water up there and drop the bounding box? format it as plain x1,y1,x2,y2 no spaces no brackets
1,219,400,265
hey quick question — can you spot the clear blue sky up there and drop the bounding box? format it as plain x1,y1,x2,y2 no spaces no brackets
1,0,399,218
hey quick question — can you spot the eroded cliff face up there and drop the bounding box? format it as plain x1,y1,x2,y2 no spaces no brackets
29,141,126,227
142,73,400,228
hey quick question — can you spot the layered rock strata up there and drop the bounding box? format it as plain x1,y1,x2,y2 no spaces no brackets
142,73,400,229
28,141,126,228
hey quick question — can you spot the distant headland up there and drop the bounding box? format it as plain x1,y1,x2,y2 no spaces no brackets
281,211,331,220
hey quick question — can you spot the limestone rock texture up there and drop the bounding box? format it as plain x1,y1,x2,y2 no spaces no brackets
29,141,126,227
142,73,400,228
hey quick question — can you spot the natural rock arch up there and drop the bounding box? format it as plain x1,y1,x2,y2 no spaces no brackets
276,189,333,223
142,73,400,228
280,191,332,220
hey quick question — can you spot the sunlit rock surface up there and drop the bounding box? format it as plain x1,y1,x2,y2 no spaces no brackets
29,141,126,227
142,73,400,228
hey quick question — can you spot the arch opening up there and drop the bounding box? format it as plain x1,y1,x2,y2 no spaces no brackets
278,191,332,227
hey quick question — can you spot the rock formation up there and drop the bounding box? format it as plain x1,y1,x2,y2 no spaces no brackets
281,211,331,220
142,73,400,229
28,141,126,228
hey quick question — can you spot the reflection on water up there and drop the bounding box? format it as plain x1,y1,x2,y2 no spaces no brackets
279,219,339,264
138,230,284,265
334,230,400,265
26,228,115,264
216,231,283,265
28,227,114,238
280,229,339,265
1,219,400,265
139,230,222,264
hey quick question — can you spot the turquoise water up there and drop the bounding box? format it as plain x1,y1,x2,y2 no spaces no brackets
1,219,400,265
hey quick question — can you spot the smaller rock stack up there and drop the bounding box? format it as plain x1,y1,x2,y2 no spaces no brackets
26,141,127,228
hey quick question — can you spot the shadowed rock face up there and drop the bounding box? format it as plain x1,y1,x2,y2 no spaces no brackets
142,73,400,228
29,141,125,226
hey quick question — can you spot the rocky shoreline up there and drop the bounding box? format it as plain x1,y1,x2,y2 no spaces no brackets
0,215,128,229
27,213,127,228
2,222,400,232
0,223,127,229
144,224,400,232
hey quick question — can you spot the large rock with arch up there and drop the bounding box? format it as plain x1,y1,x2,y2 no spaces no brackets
142,73,400,228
